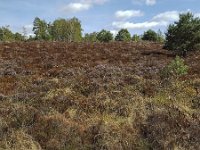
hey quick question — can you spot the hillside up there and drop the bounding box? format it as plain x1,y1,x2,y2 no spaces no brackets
0,42,199,150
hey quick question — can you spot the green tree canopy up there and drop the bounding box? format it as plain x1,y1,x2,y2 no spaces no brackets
84,32,98,42
14,32,25,41
164,12,200,53
69,17,82,42
0,26,15,42
142,29,158,41
97,29,113,42
156,29,165,42
49,19,69,41
132,34,140,42
115,29,131,41
49,17,82,42
33,17,50,40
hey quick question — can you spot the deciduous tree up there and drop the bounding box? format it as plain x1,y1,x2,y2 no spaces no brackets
115,29,131,41
142,29,158,41
97,29,113,42
0,26,15,42
33,17,50,40
84,32,98,42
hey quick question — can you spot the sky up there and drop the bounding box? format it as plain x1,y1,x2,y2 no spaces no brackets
0,0,200,36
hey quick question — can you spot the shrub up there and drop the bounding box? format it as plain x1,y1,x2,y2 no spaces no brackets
160,56,188,80
97,29,113,42
115,29,131,41
0,130,42,150
164,12,200,54
132,34,140,42
0,26,15,42
84,32,98,42
157,29,165,42
14,32,25,41
142,29,158,41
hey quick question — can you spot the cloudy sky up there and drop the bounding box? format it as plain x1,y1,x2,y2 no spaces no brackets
0,0,199,36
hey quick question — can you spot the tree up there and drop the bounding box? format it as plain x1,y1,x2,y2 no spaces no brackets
97,29,113,42
27,35,35,41
49,19,69,41
132,34,140,42
33,17,50,40
14,32,24,41
49,17,82,42
22,26,27,39
84,32,98,42
0,26,15,42
69,17,82,42
157,29,165,42
115,29,131,41
142,29,158,41
164,12,200,54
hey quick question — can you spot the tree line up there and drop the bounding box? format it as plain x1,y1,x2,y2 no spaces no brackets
0,17,83,42
0,13,200,55
0,17,164,43
84,28,165,43
0,26,25,41
33,17,82,42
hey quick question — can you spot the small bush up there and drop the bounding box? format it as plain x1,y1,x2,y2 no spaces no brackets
132,34,140,42
160,56,188,80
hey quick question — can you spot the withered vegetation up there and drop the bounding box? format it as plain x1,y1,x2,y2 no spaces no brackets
0,41,199,150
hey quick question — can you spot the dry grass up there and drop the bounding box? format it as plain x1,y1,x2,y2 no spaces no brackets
0,41,199,149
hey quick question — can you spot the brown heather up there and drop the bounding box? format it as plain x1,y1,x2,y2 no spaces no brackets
0,41,199,150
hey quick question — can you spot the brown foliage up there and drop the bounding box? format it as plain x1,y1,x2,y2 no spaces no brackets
0,41,199,149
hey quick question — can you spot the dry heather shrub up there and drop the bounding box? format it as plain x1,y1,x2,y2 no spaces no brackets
191,79,200,108
40,88,87,114
82,98,152,150
141,105,200,150
0,101,39,129
0,130,41,150
141,79,159,97
150,77,197,107
0,117,8,139
0,76,17,95
192,78,200,94
83,118,139,150
30,112,84,150
192,97,200,109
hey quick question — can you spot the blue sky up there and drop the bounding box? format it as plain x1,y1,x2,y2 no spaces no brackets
0,0,200,36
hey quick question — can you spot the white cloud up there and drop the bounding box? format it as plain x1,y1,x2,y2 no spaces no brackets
24,24,33,29
115,10,144,19
15,24,34,38
152,11,179,22
194,13,200,18
112,10,183,30
152,10,200,22
146,0,156,5
112,21,167,30
110,30,118,36
113,11,178,30
133,0,157,6
80,0,108,5
62,3,91,13
27,33,35,37
62,0,108,13
112,10,200,30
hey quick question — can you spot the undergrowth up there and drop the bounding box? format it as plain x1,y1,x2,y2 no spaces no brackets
0,42,199,150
